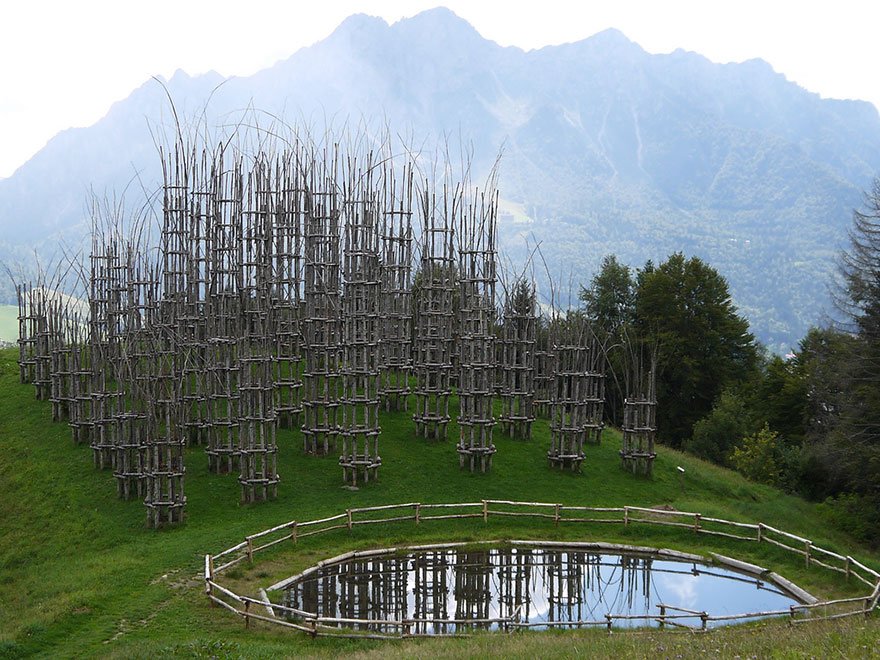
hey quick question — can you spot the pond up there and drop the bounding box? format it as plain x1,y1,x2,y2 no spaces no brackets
280,545,803,633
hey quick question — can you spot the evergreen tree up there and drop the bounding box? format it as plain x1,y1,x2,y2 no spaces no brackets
634,253,758,445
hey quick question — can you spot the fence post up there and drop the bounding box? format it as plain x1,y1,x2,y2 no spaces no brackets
605,613,612,632
845,556,851,579
246,536,254,563
244,600,251,629
291,521,298,544
205,554,214,604
805,541,811,568
347,509,353,531
415,503,421,525
482,500,488,523
554,503,560,528
624,507,629,527
659,604,666,629
694,513,701,533
757,523,763,542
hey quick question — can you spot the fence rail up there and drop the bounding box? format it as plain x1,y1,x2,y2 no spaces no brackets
203,500,880,638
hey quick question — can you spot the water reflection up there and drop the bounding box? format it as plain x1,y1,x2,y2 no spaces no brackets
282,547,799,632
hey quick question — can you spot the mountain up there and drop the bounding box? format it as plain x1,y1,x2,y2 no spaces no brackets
2,7,879,351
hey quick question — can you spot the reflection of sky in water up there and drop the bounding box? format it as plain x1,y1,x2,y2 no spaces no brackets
283,548,799,632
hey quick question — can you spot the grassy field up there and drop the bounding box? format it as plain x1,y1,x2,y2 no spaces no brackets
0,345,877,658
0,304,17,345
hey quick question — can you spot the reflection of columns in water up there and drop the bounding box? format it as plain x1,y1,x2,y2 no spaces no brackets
545,551,585,624
496,548,534,622
412,551,451,634
618,555,652,612
453,551,493,628
378,557,408,633
285,565,341,622
338,557,407,632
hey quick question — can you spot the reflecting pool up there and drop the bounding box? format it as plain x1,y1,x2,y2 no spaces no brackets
281,546,801,633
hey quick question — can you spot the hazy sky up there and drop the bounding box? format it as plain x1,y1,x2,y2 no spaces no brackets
2,0,878,179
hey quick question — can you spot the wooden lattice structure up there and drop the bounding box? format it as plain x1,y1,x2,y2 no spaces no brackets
456,191,498,472
412,186,455,441
547,316,597,471
301,156,343,456
620,350,657,477
378,162,413,412
270,154,304,429
237,164,280,502
498,279,537,440
204,152,242,474
12,124,627,523
533,323,553,418
339,157,382,485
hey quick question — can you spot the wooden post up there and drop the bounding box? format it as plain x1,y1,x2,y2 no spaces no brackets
805,541,811,568
757,523,764,542
554,503,560,528
244,600,250,629
291,521,298,544
845,555,851,579
205,554,214,604
482,500,489,523
605,613,612,632
700,612,707,630
347,509,353,530
415,503,421,524
659,604,666,629
694,513,701,532
246,536,254,563
624,507,629,526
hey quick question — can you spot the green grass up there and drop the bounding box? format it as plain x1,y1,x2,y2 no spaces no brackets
0,345,877,658
0,305,17,344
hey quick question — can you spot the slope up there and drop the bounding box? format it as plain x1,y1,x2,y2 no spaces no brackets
0,346,877,658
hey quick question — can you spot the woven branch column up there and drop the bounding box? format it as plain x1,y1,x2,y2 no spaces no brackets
456,193,497,473
16,283,37,384
236,166,279,503
547,319,592,472
32,289,52,401
143,342,186,528
68,329,93,446
620,357,657,477
88,240,122,471
180,166,210,447
237,332,279,502
204,156,242,474
339,180,382,486
584,342,606,446
301,182,343,456
412,188,455,441
533,328,554,418
271,158,304,430
111,256,154,501
48,301,74,422
161,144,206,448
378,165,413,412
498,280,537,440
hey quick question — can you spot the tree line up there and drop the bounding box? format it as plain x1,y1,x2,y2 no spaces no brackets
580,182,880,546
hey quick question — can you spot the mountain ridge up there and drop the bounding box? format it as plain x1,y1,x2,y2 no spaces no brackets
1,7,877,351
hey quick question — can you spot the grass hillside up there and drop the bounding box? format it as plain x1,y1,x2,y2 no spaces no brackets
0,345,877,658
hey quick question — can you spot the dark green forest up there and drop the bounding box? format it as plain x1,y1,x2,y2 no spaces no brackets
579,182,880,546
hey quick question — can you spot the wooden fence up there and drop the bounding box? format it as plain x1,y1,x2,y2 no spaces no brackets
203,500,880,638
